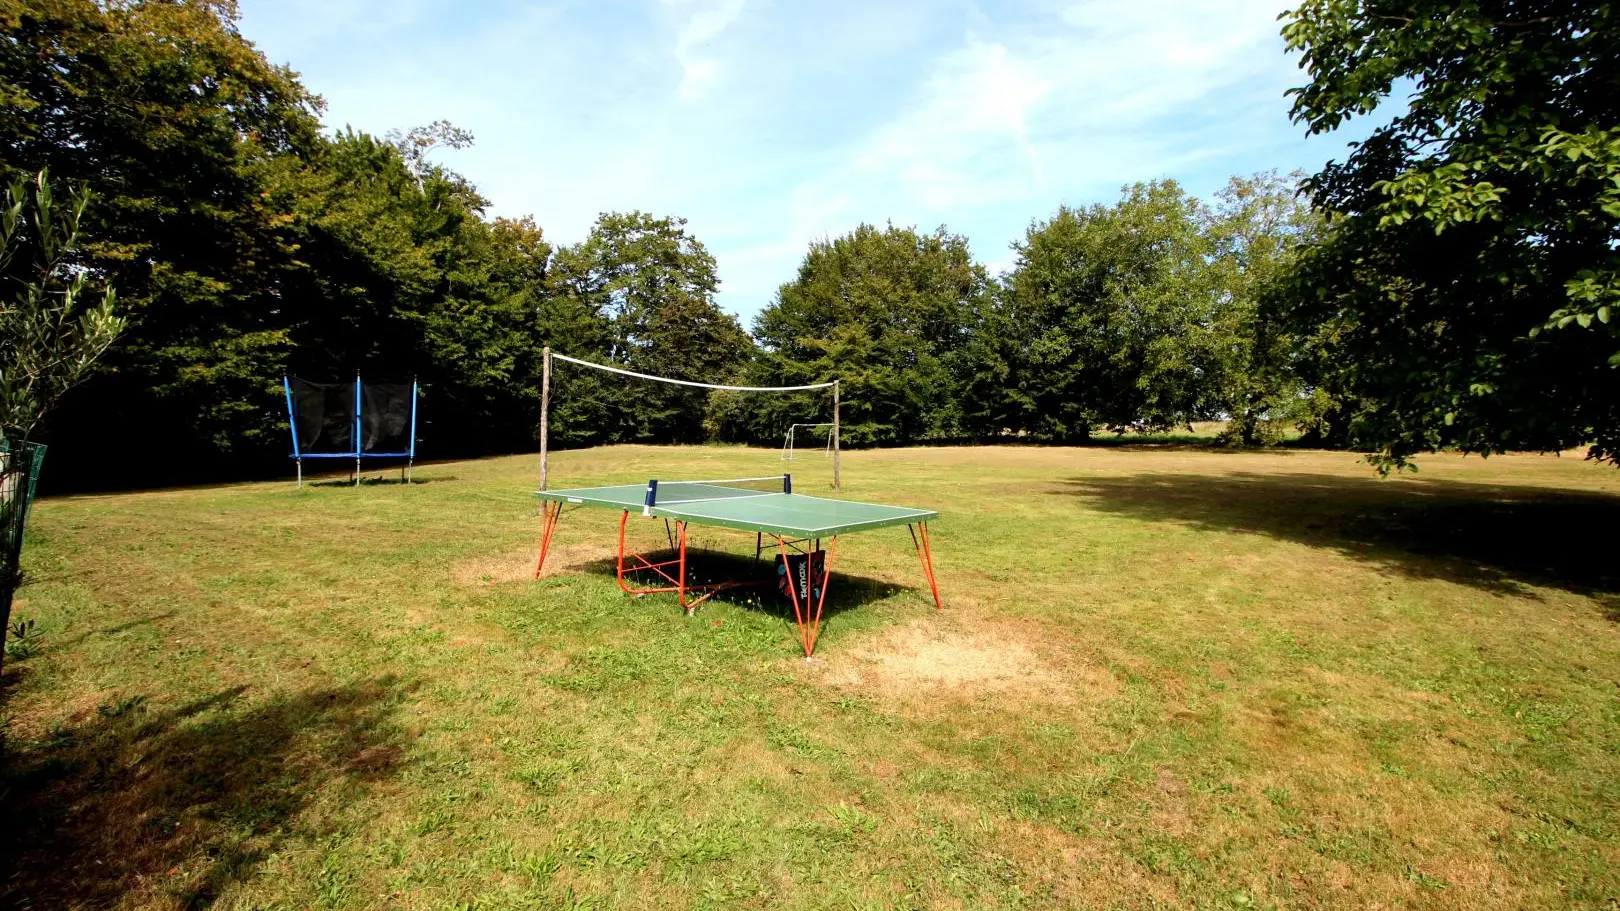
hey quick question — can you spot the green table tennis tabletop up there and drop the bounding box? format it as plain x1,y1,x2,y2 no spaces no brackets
535,483,936,539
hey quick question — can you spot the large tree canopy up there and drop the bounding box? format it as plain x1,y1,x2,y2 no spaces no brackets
548,212,752,445
270,129,569,457
712,223,984,447
970,181,1225,441
1,0,324,476
1205,172,1325,446
1278,0,1620,468
961,176,1321,446
0,1,580,482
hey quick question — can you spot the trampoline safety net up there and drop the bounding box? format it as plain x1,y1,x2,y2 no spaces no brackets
287,376,417,456
360,383,414,454
289,378,356,455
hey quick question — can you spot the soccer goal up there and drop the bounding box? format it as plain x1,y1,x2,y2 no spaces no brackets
536,348,842,490
781,423,835,461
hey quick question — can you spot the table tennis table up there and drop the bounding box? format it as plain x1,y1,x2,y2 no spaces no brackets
533,475,942,657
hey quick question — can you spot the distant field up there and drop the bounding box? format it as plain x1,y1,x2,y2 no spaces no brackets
3,444,1618,910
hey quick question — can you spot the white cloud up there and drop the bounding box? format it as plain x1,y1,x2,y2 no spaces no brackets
859,36,1053,198
663,0,749,100
829,0,1290,211
711,0,1302,311
237,0,1362,324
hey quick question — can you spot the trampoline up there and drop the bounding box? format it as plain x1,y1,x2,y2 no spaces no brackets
284,374,418,487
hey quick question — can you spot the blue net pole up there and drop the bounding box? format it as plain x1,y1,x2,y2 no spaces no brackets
283,377,301,458
283,376,301,488
353,371,362,486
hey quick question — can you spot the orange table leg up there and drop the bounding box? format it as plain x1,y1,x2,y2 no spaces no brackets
776,534,838,658
613,514,741,611
534,500,564,578
909,522,943,611
616,509,682,595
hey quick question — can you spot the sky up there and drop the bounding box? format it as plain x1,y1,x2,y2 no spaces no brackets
236,0,1371,326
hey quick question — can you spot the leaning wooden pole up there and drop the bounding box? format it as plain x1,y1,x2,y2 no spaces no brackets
832,380,841,491
539,346,551,491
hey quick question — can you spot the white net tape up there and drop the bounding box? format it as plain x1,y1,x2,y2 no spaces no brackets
552,354,835,392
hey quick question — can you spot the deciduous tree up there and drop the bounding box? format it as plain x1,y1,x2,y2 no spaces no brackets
1204,171,1324,446
549,212,750,444
0,169,123,676
982,181,1224,440
0,0,323,479
1277,0,1620,468
723,223,983,447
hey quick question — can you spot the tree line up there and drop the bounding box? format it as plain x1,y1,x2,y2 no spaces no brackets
711,177,1322,449
3,0,1616,489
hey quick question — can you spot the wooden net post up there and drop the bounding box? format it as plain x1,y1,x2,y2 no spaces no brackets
832,380,841,491
539,346,551,491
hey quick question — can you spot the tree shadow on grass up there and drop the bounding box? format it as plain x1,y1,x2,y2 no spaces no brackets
306,475,456,488
572,549,911,624
0,676,414,909
1058,473,1620,606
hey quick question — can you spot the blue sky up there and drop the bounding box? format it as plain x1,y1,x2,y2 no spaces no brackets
237,0,1368,326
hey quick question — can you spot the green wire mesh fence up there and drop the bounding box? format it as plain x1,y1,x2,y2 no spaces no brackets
1,438,47,674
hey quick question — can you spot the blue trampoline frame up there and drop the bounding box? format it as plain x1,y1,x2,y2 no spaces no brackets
284,373,419,487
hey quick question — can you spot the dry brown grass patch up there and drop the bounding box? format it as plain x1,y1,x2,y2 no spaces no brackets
451,542,614,586
807,615,1115,712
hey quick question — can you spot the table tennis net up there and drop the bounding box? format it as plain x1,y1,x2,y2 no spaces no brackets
650,476,788,505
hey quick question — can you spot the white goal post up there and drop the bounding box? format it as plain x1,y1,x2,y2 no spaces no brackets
781,423,835,461
538,348,842,490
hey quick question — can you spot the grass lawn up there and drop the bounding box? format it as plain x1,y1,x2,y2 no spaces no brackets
3,444,1618,910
